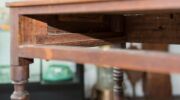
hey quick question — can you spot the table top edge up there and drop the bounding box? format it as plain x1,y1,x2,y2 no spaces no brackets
6,0,106,7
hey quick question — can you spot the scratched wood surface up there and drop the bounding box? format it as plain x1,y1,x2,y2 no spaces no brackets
19,14,180,46
126,14,180,44
20,16,47,44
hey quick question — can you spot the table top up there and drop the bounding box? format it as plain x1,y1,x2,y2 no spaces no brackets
6,0,180,14
6,0,106,7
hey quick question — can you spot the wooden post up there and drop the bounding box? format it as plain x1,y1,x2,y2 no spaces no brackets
113,67,124,100
11,65,29,100
142,43,172,100
113,43,126,100
76,64,85,100
11,59,32,100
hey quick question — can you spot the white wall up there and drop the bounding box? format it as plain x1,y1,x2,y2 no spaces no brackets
0,32,10,65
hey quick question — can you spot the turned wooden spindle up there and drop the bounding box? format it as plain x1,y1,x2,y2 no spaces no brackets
11,59,32,100
113,43,126,100
112,43,126,100
113,67,124,100
11,65,29,100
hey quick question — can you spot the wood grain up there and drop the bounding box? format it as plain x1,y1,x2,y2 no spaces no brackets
20,14,180,45
7,0,108,7
18,45,180,74
126,14,180,44
20,16,47,44
7,0,180,15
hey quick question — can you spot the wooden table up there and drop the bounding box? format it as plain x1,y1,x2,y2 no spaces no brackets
7,0,180,100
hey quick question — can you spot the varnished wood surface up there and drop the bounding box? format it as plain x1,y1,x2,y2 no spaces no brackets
18,14,180,46
18,44,180,74
6,0,109,7
6,0,180,14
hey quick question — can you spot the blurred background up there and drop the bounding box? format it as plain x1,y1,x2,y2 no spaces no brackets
2,0,180,100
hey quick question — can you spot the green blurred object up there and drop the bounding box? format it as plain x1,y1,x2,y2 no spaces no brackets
0,65,10,84
43,64,74,82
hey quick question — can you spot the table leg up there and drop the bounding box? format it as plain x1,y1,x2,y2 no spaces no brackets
76,64,85,100
11,62,30,100
112,43,126,100
113,68,124,100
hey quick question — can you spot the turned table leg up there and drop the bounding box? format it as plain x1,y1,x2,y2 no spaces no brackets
11,62,30,100
113,68,124,100
113,43,126,100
